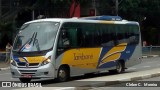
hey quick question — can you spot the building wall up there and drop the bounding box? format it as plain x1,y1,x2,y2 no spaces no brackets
81,0,99,17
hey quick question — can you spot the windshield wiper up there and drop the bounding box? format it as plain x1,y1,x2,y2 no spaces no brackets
34,39,40,51
32,32,40,51
18,32,40,52
18,32,36,52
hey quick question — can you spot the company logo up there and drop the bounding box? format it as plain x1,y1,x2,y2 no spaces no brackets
26,62,29,67
74,53,93,60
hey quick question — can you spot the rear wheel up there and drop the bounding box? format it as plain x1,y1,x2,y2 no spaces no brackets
109,61,124,74
19,78,31,83
57,66,70,82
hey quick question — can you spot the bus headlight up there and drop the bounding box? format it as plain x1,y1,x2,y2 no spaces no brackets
41,57,51,66
10,60,17,66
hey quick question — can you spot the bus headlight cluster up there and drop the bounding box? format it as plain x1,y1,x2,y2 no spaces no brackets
41,57,51,66
10,60,17,66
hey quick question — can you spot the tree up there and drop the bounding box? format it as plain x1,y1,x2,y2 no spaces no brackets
97,0,115,15
119,0,142,21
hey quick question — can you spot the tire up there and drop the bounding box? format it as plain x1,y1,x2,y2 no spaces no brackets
19,78,31,83
57,66,69,82
109,61,124,74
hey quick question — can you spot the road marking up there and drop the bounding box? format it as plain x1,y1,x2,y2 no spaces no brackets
0,73,10,76
127,68,136,70
54,87,76,90
10,78,14,80
91,87,108,90
143,66,151,68
117,78,131,81
147,62,154,64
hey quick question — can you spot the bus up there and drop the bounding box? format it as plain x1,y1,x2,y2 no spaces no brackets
10,16,142,82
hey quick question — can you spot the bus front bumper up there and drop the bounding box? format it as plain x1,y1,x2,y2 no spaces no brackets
10,63,56,79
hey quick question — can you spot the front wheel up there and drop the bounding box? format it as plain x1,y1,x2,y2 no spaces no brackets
19,78,31,83
57,66,70,82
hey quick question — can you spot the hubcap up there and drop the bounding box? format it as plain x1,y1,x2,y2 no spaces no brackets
117,63,122,72
59,70,66,79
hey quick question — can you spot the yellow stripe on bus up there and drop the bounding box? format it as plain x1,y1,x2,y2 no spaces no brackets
61,48,101,69
99,21,114,24
26,56,46,63
99,43,127,67
19,58,26,62
99,53,121,67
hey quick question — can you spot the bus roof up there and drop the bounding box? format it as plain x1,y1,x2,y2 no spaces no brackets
80,15,122,21
24,17,139,25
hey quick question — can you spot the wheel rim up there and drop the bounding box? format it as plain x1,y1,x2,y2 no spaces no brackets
116,62,122,73
59,69,66,81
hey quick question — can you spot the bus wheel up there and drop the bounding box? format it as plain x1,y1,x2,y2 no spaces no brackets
109,61,124,74
116,61,123,73
19,78,31,83
57,66,69,82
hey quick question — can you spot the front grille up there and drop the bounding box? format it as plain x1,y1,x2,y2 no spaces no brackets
17,63,25,66
29,63,39,66
17,63,39,67
19,70,37,75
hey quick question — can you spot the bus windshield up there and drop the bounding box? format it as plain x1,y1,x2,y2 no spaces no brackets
13,22,59,52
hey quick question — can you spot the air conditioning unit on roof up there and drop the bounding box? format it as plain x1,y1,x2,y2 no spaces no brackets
80,15,122,21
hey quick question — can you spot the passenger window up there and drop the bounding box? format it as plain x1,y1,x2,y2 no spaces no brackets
58,28,70,47
56,23,80,57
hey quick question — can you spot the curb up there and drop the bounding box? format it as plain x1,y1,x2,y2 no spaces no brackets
142,55,159,58
0,67,10,71
75,72,160,90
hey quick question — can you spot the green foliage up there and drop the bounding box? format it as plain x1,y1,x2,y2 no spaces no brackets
1,0,160,45
119,0,160,21
33,0,51,9
97,0,114,15
0,22,12,32
0,22,14,48
119,0,142,21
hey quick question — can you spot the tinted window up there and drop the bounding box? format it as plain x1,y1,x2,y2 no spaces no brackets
117,25,139,45
57,22,140,56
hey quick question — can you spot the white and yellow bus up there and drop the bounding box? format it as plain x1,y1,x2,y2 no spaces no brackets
10,16,142,82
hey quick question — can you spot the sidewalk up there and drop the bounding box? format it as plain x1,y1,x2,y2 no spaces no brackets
0,62,10,71
0,51,10,70
0,62,10,68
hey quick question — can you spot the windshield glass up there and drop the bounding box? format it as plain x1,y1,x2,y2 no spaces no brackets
13,22,59,52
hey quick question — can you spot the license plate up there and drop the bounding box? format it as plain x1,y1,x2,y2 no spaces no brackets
21,74,32,78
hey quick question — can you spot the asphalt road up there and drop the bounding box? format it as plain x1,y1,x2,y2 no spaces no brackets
0,57,160,90
89,73,160,90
